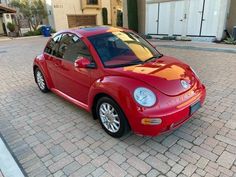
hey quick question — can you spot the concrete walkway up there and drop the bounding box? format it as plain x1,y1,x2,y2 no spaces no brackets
150,39,236,53
0,135,25,177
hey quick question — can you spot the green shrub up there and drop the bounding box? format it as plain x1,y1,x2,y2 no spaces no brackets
224,37,236,45
7,22,15,32
51,28,56,33
161,36,176,40
23,29,41,36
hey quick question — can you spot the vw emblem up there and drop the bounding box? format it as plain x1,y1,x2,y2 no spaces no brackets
181,80,189,89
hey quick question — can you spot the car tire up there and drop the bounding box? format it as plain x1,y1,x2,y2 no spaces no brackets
34,68,49,93
96,97,130,138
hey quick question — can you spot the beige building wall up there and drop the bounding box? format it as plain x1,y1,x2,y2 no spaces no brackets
102,0,112,24
227,0,236,34
51,0,112,31
137,0,146,34
0,17,4,34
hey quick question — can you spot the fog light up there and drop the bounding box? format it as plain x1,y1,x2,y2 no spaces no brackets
141,118,162,125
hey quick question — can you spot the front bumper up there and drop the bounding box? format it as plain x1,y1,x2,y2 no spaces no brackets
129,84,206,136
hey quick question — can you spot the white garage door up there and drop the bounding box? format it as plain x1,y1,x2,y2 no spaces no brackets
173,0,185,35
187,0,204,36
146,3,159,34
145,0,221,37
158,2,171,35
201,0,221,36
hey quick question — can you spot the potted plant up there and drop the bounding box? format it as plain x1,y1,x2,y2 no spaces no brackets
7,22,17,37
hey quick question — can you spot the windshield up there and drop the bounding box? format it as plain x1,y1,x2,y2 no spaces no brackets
88,31,161,68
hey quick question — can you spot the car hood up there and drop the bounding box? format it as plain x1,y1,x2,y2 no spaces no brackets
105,56,197,96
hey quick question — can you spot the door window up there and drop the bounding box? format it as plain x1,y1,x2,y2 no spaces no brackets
58,33,92,62
44,34,62,56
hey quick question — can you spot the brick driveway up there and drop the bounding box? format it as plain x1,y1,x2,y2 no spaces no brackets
0,37,236,177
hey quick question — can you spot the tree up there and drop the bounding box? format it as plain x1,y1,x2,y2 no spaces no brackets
10,0,47,31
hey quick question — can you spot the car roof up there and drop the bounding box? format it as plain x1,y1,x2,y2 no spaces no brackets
57,26,130,38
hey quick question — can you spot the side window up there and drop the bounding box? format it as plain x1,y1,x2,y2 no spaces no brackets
60,33,93,62
44,34,62,56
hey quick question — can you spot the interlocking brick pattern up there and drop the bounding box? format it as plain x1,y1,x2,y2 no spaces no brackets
0,37,236,177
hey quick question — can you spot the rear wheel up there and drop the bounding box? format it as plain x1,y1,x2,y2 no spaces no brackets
34,68,49,93
96,97,130,138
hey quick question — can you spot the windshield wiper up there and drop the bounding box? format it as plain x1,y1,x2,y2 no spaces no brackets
144,54,163,63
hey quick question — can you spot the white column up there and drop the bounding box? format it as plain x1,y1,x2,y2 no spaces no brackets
122,0,128,28
216,0,230,40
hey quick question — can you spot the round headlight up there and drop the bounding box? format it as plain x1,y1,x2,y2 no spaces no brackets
133,87,157,107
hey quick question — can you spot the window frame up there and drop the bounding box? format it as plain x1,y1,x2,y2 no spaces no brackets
86,0,98,5
44,32,95,65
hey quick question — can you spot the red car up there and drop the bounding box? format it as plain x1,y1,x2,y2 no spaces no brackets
33,26,206,137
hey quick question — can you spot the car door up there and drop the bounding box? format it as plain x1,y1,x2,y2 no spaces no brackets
44,34,62,87
53,33,94,104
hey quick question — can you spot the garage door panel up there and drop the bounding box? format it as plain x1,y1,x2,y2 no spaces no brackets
201,0,221,36
158,2,171,35
173,0,185,35
67,15,96,28
187,0,204,36
146,3,159,34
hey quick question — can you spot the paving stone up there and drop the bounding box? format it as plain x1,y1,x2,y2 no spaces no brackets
70,164,96,177
110,153,126,165
127,156,151,174
171,163,184,174
145,156,170,174
182,164,197,176
91,167,105,177
145,140,168,153
215,135,236,146
127,166,140,176
91,155,108,167
192,146,218,161
196,157,209,169
103,161,127,177
217,151,236,168
177,139,193,149
218,166,234,176
75,153,91,165
169,144,184,155
60,140,77,154
205,165,220,176
162,135,179,148
62,161,81,176
146,169,160,177
33,144,49,158
49,156,73,173
49,145,65,157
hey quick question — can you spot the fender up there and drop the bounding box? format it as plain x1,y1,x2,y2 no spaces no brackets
87,75,155,130
34,54,54,89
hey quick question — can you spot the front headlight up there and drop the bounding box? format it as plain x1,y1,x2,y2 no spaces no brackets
133,87,157,107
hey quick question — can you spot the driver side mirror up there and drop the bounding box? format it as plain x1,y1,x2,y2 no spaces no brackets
74,57,96,69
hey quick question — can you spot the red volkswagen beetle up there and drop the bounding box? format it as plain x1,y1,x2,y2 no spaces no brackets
33,26,206,137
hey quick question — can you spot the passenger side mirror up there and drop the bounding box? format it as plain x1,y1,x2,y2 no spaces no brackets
74,57,96,69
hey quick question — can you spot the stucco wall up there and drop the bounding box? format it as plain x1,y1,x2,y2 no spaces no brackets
102,0,111,24
51,0,105,31
227,0,236,34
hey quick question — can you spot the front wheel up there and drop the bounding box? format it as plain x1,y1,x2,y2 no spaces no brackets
96,97,130,138
34,68,49,93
